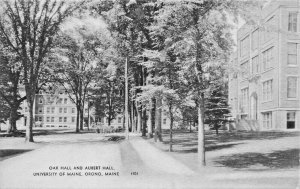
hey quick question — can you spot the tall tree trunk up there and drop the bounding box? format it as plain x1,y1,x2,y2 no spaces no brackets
197,99,205,166
154,97,162,142
136,100,142,133
147,99,154,138
7,106,18,133
80,107,84,130
169,106,174,152
76,106,80,133
131,101,136,133
142,105,147,136
25,98,34,142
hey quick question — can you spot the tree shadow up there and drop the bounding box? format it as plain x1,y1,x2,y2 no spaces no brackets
215,149,300,170
0,149,33,161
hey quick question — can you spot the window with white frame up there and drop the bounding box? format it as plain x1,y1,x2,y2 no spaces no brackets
287,43,297,65
287,111,296,129
252,56,259,74
39,97,43,104
46,117,50,122
287,77,297,98
252,29,259,50
64,117,67,122
59,108,62,113
46,107,50,113
288,12,297,32
51,107,55,113
72,108,75,113
72,117,75,123
264,16,275,42
59,117,62,122
240,35,250,57
64,108,67,113
241,61,249,79
51,117,54,122
38,117,42,122
118,117,122,123
241,88,249,113
38,107,43,113
262,112,272,129
262,47,273,71
262,80,273,101
64,98,68,104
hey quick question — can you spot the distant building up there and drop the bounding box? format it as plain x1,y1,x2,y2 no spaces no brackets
229,0,300,130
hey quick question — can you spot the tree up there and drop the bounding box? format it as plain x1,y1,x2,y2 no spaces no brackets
0,53,26,133
205,79,230,135
53,15,115,132
0,0,83,142
150,0,260,166
94,0,160,137
93,72,124,126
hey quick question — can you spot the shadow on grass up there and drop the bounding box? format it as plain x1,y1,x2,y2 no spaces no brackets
215,149,300,169
173,143,241,153
0,149,33,161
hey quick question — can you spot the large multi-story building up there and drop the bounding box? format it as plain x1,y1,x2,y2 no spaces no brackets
229,0,300,131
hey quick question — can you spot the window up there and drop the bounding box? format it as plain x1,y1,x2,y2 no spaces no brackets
262,80,273,101
25,107,28,112
240,35,250,57
287,43,297,65
59,108,62,113
241,88,249,113
251,56,259,74
241,61,249,79
38,117,42,122
59,117,62,122
72,108,75,113
64,98,68,104
46,117,50,122
288,12,297,32
287,77,297,98
51,107,55,113
72,117,75,123
287,111,296,129
57,98,62,104
264,17,275,42
38,108,43,113
47,97,51,103
252,29,259,50
64,108,67,113
118,117,122,124
35,117,38,121
262,47,273,71
64,117,67,122
163,119,167,125
47,107,50,113
51,117,54,122
39,97,43,104
262,112,272,129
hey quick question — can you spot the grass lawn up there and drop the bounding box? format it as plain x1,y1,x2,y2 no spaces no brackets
145,129,300,171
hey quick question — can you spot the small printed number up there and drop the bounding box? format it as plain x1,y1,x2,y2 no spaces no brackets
131,172,138,176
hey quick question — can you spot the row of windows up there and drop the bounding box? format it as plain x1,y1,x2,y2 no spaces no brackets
241,77,298,107
240,12,298,57
39,97,70,105
35,116,76,123
244,111,296,130
100,117,123,124
241,43,298,79
35,107,76,114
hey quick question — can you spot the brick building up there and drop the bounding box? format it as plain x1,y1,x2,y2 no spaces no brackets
229,0,300,130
